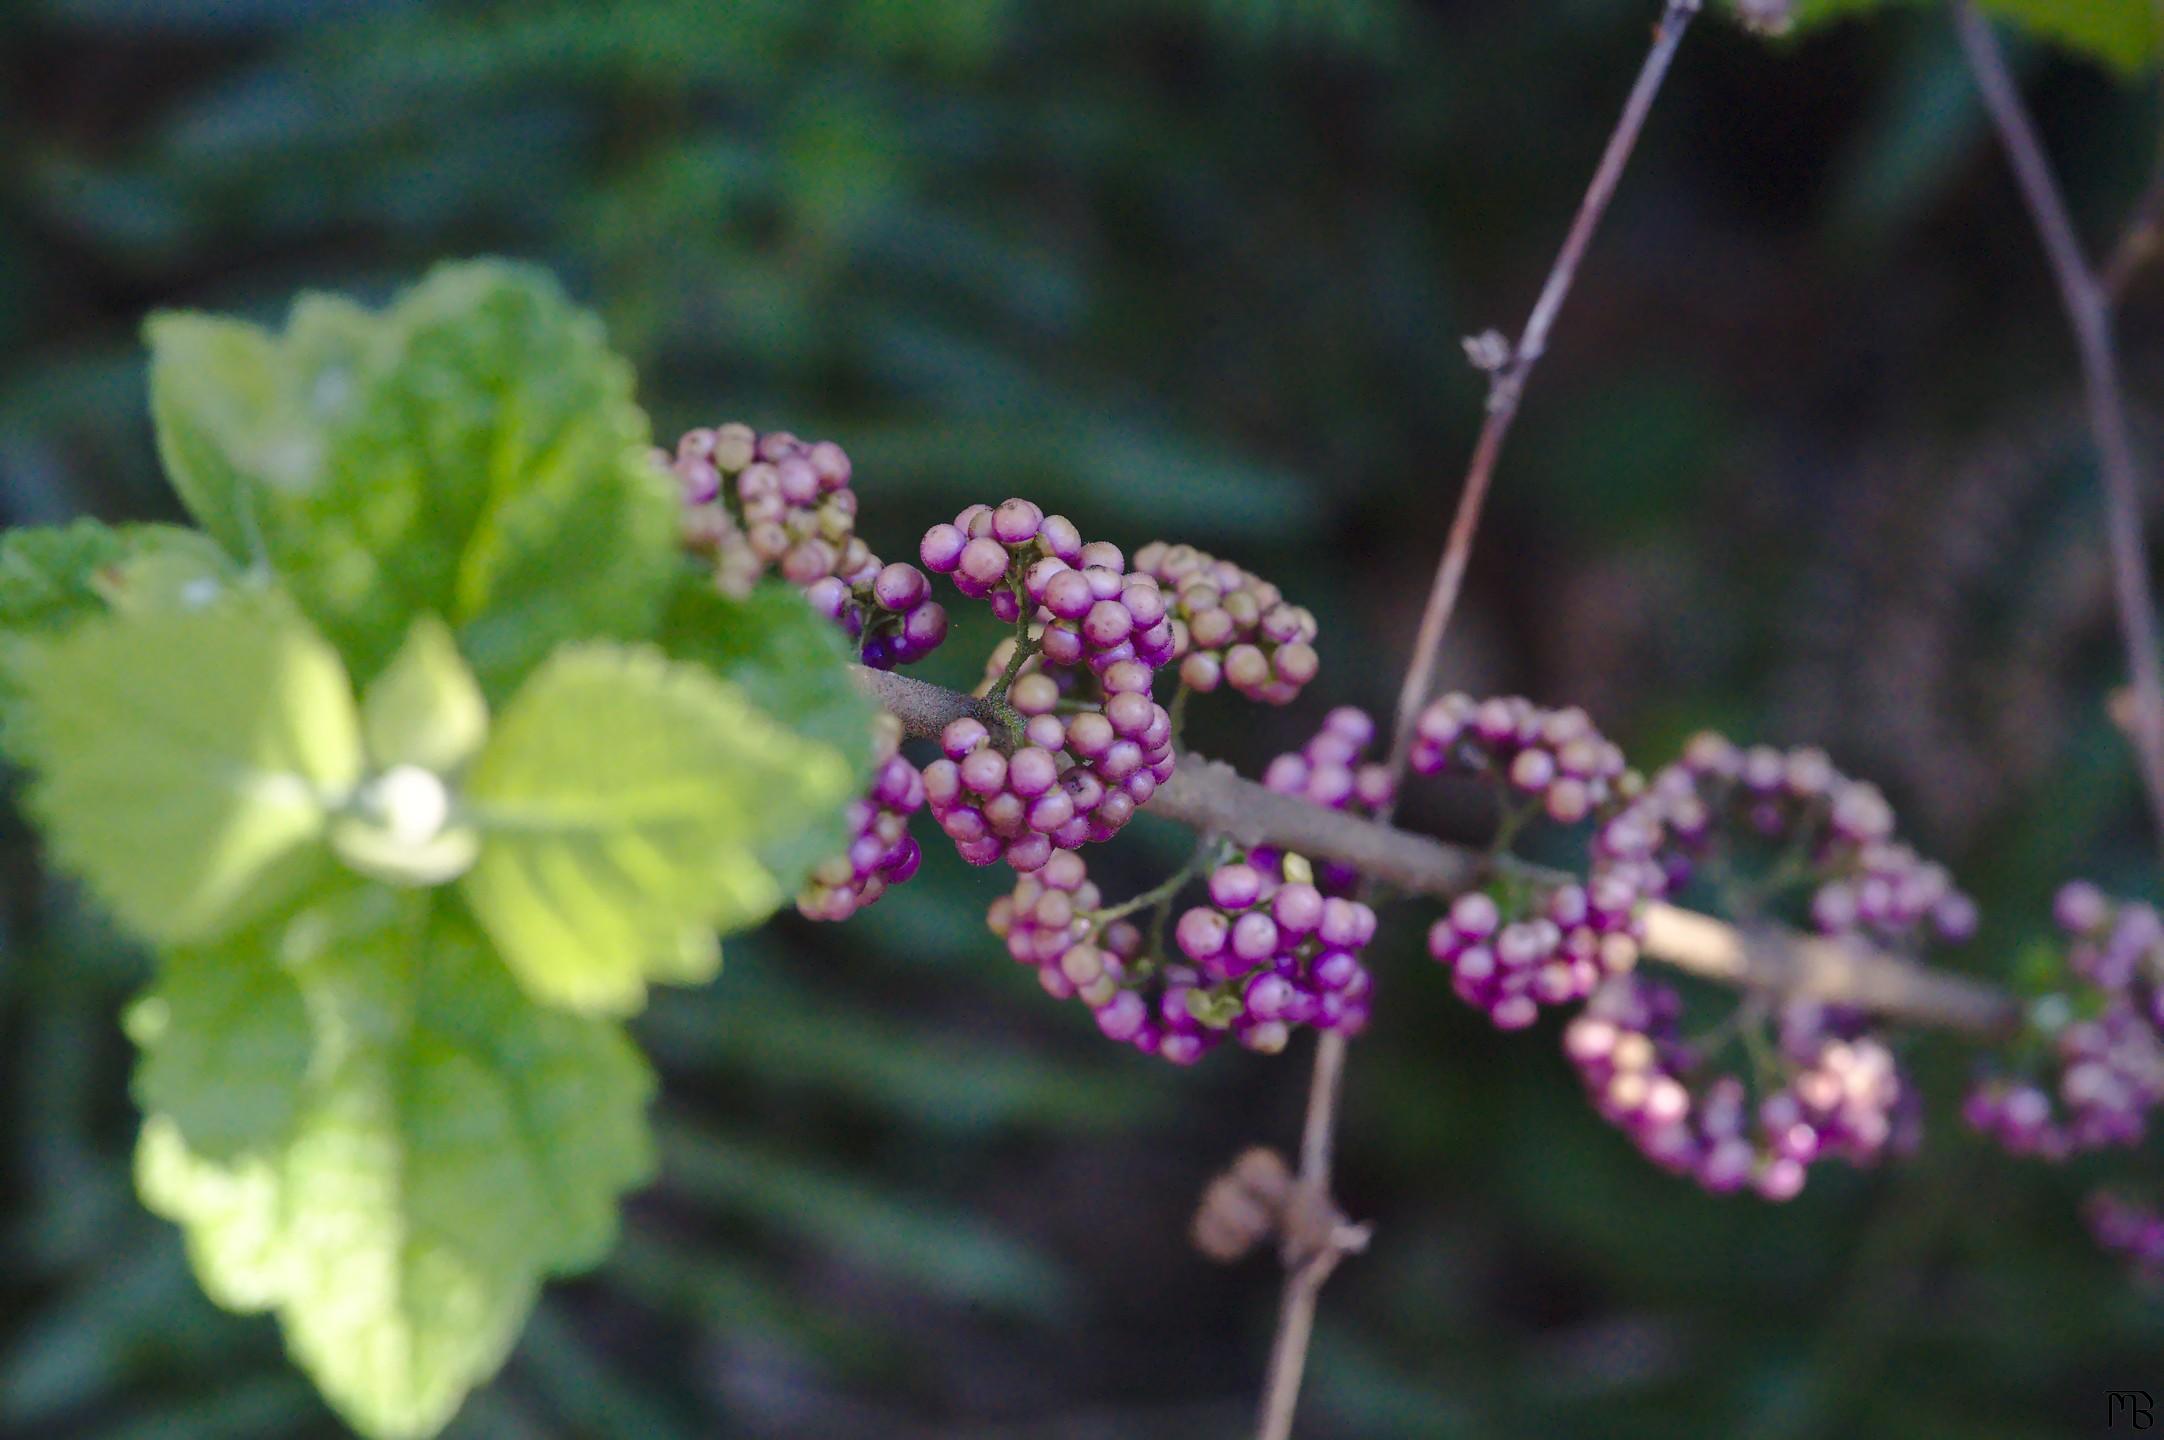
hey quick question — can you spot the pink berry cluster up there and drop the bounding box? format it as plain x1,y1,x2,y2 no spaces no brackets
1565,978,1909,1201
920,499,1178,677
1646,734,1978,948
1410,693,1631,822
667,423,947,668
1171,857,1379,1054
1131,542,1319,703
2055,882,2164,1011
2085,1191,2164,1282
984,851,1221,1065
797,713,924,922
1962,883,2164,1159
1409,694,1668,1027
922,663,1174,871
1257,706,1394,894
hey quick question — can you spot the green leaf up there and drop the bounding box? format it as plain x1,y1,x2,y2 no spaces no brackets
88,528,240,615
145,314,288,560
1754,0,2160,72
126,913,315,1163
0,519,235,755
362,615,488,774
1981,0,2159,71
372,263,678,695
460,641,856,1015
656,575,875,889
13,592,363,943
146,262,679,694
134,887,654,1440
0,518,134,633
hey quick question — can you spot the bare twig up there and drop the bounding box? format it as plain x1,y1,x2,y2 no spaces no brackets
1952,1,2164,848
1250,6,1704,1436
1380,0,1702,787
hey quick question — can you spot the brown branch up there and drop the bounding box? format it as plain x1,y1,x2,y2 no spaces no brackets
1952,1,2164,850
855,662,2022,1034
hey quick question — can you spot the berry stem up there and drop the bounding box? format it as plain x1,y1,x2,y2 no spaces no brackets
1092,835,1227,925
986,580,1042,706
1952,0,2164,857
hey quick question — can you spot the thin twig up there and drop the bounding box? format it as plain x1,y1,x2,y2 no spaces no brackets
1952,0,2164,849
1253,7,1703,1436
1379,0,1702,787
856,665,2019,1035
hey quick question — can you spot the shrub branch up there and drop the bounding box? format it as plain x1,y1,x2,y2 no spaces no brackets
854,663,2019,1038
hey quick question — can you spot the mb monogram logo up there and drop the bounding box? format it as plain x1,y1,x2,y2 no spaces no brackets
2109,1391,2156,1429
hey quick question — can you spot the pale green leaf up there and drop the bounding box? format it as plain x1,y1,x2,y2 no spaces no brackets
13,593,363,943
0,519,235,756
461,641,856,1015
126,915,314,1162
363,616,488,774
88,527,239,616
135,888,654,1440
145,314,286,560
1755,0,2160,72
656,576,874,891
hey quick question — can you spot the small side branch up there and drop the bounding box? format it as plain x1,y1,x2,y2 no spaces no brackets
1952,0,2164,851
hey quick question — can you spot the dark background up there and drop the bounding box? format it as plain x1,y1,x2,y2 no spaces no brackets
4,2,2163,1436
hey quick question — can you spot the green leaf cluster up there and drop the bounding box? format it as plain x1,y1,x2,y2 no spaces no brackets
0,261,873,1436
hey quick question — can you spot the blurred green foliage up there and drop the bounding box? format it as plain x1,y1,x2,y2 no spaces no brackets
5,0,2164,1437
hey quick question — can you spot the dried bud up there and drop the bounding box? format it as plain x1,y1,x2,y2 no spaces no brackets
1461,329,1511,373
1191,1147,1294,1263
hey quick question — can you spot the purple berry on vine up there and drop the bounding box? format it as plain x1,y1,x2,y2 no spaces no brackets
1412,693,1665,1026
1566,977,1909,1200
2085,1190,2164,1282
673,423,947,667
1133,541,1320,705
1643,732,1974,952
798,713,925,922
1173,852,1377,1049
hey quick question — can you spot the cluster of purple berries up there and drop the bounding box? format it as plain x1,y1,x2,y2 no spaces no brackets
2085,1191,2164,1282
1131,542,1320,704
984,851,1220,1065
1428,880,1644,1031
1962,883,2164,1159
1564,978,1909,1201
1171,857,1379,1054
1409,693,1630,823
667,423,947,668
797,713,924,922
922,681,1173,869
1647,733,1977,948
2055,882,2164,1010
921,500,1177,678
1408,694,1668,1027
1262,707,1394,815
1257,707,1393,894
